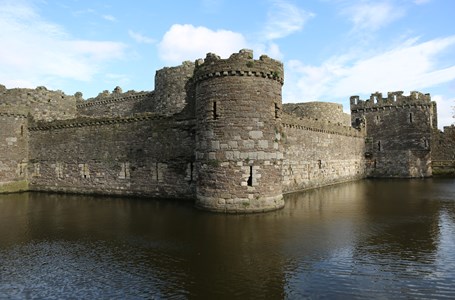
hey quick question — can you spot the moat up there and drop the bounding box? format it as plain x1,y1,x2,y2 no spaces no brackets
0,179,454,299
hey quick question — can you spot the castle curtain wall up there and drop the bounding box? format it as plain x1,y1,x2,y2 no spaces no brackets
432,126,455,174
281,114,366,193
0,113,29,192
28,116,195,199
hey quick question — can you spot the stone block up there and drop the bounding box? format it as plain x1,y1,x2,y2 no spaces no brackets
249,131,263,139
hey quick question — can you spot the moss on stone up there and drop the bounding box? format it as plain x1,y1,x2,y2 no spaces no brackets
0,180,29,193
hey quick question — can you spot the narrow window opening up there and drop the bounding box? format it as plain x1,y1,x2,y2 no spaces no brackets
190,162,194,182
354,98,358,105
378,141,381,152
393,95,397,102
247,166,253,186
373,96,377,103
155,163,159,181
20,125,23,136
409,113,413,124
80,163,89,178
374,160,377,169
123,164,128,179
274,103,279,119
318,160,322,169
213,101,218,120
376,115,380,121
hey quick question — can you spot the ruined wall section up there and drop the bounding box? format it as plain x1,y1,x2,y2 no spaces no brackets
78,62,195,118
0,85,77,121
194,49,284,212
281,113,366,193
432,125,455,174
283,102,351,126
28,114,195,199
0,112,29,192
351,91,435,177
77,89,154,117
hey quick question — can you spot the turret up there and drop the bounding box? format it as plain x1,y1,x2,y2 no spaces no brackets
193,49,284,212
350,91,436,177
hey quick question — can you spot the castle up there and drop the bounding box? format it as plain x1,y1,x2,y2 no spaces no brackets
1,49,454,213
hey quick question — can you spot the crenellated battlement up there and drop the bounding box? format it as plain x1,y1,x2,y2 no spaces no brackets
350,91,432,111
77,89,151,108
193,49,284,85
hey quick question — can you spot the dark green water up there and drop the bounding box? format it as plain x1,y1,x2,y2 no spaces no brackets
0,178,454,299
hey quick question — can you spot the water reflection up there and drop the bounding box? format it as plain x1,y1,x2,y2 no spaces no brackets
0,179,454,299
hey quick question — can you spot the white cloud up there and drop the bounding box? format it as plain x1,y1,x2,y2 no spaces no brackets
102,14,116,22
284,36,455,128
264,0,314,40
331,36,455,96
129,30,156,44
432,95,454,129
158,24,248,64
0,0,127,89
343,1,405,31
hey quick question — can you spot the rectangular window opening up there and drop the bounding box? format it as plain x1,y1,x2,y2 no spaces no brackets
123,163,128,179
247,166,253,186
213,101,218,120
378,141,381,152
318,160,322,169
20,125,23,136
190,162,194,182
409,113,413,124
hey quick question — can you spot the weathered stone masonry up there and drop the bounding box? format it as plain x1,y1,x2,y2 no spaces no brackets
0,49,451,213
351,91,437,178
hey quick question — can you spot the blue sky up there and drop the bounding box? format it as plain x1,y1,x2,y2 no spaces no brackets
0,0,454,128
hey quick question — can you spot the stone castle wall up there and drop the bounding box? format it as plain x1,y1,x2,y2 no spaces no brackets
351,91,436,177
0,85,77,121
432,125,455,174
77,62,195,118
0,50,449,213
77,89,153,117
281,113,366,193
0,112,29,192
28,114,195,198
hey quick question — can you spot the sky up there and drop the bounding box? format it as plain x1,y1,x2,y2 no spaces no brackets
0,0,454,129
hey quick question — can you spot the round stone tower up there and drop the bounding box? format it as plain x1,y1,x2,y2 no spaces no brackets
153,61,195,115
193,49,285,213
